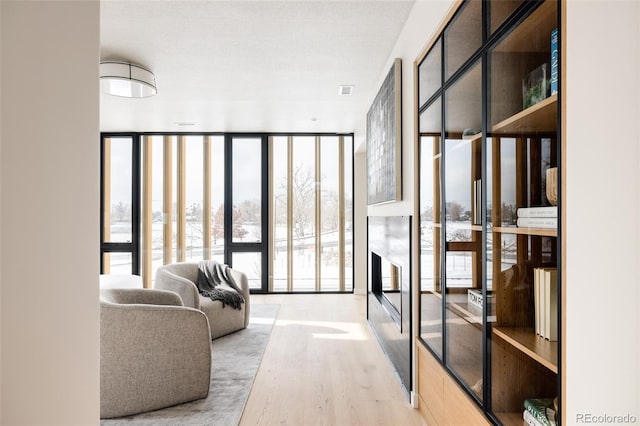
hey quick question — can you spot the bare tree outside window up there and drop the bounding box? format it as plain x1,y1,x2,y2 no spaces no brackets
212,203,249,242
291,165,316,240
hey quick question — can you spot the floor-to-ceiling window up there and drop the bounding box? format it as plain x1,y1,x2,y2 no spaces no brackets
101,135,139,275
269,135,353,292
100,132,353,293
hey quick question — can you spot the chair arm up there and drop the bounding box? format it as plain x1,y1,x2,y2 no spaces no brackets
100,302,211,418
154,269,201,309
229,268,251,326
100,288,183,306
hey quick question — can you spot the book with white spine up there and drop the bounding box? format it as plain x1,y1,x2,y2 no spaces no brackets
517,217,557,229
517,206,557,218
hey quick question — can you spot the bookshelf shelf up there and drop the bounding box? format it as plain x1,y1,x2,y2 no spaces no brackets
449,301,483,326
493,327,558,374
463,132,483,142
494,412,525,425
492,95,557,134
493,226,557,237
448,297,497,327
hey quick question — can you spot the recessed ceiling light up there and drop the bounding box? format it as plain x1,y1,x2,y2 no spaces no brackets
175,122,196,127
338,85,354,96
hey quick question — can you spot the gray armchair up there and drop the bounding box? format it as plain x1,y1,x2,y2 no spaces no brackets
154,262,250,339
100,288,211,419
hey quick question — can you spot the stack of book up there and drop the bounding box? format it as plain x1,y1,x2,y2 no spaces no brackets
534,266,558,341
516,206,557,229
524,398,557,426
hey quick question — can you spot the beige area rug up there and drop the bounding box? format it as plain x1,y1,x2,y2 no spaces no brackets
101,303,279,426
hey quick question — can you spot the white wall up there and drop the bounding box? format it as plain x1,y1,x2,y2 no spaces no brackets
353,0,455,292
565,1,640,424
354,151,368,294
362,0,455,219
0,1,100,425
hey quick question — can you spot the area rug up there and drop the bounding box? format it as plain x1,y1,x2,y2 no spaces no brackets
101,303,279,426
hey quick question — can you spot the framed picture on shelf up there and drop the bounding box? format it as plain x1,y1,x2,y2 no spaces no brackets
366,58,402,205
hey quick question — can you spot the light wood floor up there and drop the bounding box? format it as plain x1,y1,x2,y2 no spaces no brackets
240,293,427,426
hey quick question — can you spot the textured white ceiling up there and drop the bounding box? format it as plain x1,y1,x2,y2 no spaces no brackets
100,0,415,133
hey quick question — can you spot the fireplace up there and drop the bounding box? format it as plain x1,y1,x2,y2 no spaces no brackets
367,216,411,396
371,252,403,330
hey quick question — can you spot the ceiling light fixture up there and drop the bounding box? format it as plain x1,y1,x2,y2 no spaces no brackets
100,61,157,98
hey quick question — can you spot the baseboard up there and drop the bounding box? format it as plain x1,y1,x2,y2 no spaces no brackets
410,391,419,408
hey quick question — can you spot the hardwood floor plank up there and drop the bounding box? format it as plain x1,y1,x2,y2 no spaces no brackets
240,294,426,426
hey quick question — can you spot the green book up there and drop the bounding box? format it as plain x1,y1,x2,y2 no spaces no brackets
524,398,557,426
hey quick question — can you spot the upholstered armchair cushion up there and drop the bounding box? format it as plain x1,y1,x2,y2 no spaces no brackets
100,288,211,419
154,262,250,339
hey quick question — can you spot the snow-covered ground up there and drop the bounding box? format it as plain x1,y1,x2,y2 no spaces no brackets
106,222,353,292
419,220,517,292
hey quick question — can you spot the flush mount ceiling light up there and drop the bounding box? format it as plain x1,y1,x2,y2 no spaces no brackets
100,61,157,98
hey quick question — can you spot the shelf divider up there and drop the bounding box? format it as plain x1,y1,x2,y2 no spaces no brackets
493,226,557,237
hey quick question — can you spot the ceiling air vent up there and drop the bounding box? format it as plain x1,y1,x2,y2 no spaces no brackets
338,85,354,96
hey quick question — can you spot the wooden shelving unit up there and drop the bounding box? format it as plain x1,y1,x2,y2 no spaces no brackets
416,1,560,425
488,2,560,423
493,327,558,373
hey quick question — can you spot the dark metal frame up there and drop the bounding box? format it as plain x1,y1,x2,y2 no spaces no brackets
224,134,270,293
415,0,561,424
100,133,141,275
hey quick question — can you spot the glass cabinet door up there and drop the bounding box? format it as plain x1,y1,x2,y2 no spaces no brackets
418,36,444,359
443,59,483,401
487,1,559,424
489,0,524,34
444,0,482,80
419,97,443,358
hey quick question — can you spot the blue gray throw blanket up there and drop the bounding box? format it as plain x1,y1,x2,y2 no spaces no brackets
196,260,245,310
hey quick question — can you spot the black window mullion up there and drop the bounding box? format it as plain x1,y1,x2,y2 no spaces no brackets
224,134,232,266
131,134,141,274
100,135,107,273
260,135,269,293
